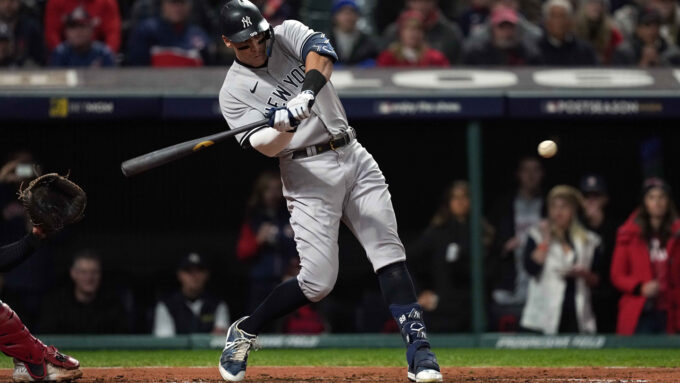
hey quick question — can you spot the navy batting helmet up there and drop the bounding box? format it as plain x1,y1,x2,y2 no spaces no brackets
220,0,271,42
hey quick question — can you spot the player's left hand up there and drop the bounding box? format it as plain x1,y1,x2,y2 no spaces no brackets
286,90,315,121
270,107,294,132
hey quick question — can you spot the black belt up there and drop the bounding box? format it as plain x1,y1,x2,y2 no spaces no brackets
291,130,356,159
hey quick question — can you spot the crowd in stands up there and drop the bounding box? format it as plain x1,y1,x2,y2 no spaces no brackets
1,150,679,336
1,0,680,67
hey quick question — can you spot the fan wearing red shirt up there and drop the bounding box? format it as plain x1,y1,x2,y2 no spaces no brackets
377,10,450,67
611,178,680,335
44,0,121,53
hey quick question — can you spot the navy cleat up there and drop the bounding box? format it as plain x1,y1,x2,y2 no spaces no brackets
218,316,258,382
407,347,442,382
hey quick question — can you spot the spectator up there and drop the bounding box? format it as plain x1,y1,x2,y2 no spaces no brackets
129,0,218,37
574,0,624,64
409,181,495,332
152,252,229,336
649,0,680,45
376,10,450,67
458,0,492,37
381,0,464,64
126,0,213,66
613,8,680,66
40,250,128,334
611,178,680,335
0,21,14,65
0,0,44,66
44,0,121,53
489,156,544,331
328,0,379,66
613,0,647,39
579,174,619,333
236,172,297,314
48,7,115,67
462,5,543,65
538,0,598,65
468,0,543,43
521,186,601,334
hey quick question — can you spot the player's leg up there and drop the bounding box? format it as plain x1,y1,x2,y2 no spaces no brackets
341,142,442,383
219,155,344,382
0,301,81,382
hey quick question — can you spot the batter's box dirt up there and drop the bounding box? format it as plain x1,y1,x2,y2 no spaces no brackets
0,366,678,382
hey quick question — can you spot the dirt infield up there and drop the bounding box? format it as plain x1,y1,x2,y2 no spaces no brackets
2,366,679,382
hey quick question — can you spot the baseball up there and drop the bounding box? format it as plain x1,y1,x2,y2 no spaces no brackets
538,140,558,158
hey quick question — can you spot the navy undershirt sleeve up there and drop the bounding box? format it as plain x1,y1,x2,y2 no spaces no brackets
0,234,41,272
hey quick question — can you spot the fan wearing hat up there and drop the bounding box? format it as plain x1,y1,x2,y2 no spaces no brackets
328,0,379,66
579,174,619,334
462,5,543,65
153,252,230,337
520,185,603,335
612,7,680,66
48,6,115,67
43,0,120,53
377,9,449,67
611,178,680,335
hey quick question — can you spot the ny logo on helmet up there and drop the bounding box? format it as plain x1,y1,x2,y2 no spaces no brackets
242,16,252,28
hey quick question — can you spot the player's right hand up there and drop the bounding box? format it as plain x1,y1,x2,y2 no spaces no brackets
269,107,295,132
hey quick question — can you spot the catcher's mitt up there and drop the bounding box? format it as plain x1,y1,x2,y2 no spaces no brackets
18,173,87,233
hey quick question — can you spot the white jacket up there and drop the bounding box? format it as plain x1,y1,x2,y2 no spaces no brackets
520,224,600,335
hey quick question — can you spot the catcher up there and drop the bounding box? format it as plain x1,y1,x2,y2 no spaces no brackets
0,173,86,382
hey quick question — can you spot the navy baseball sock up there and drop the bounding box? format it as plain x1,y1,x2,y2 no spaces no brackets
239,278,310,335
377,261,417,304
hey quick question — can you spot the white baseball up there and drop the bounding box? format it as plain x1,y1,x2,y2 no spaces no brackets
538,140,558,158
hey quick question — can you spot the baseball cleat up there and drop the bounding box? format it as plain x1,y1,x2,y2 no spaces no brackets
218,316,258,382
12,360,83,382
407,347,442,382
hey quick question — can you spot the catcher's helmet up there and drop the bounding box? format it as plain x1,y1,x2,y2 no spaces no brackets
220,0,271,42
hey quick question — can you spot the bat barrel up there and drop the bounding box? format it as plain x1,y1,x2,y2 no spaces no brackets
121,118,268,177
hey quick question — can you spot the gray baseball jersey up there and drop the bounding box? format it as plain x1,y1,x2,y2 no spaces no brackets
219,20,405,302
220,20,349,157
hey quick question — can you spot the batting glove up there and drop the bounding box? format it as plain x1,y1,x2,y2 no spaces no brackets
270,107,294,132
286,90,315,121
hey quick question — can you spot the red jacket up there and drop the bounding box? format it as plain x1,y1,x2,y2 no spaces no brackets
44,0,121,53
376,47,450,67
610,210,680,335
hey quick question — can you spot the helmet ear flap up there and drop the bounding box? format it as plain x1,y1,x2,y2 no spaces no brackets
266,26,275,57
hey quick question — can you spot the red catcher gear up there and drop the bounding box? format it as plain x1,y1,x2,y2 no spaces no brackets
0,302,79,380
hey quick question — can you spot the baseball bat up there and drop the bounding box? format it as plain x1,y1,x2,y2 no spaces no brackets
121,118,268,177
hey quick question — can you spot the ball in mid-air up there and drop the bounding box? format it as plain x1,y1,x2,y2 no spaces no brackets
538,140,558,158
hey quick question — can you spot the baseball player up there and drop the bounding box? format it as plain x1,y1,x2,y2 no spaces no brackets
217,1,442,382
0,172,86,382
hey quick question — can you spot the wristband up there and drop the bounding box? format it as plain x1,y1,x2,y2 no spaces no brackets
301,69,327,96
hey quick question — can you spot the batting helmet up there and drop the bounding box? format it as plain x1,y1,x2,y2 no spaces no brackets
220,0,271,42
